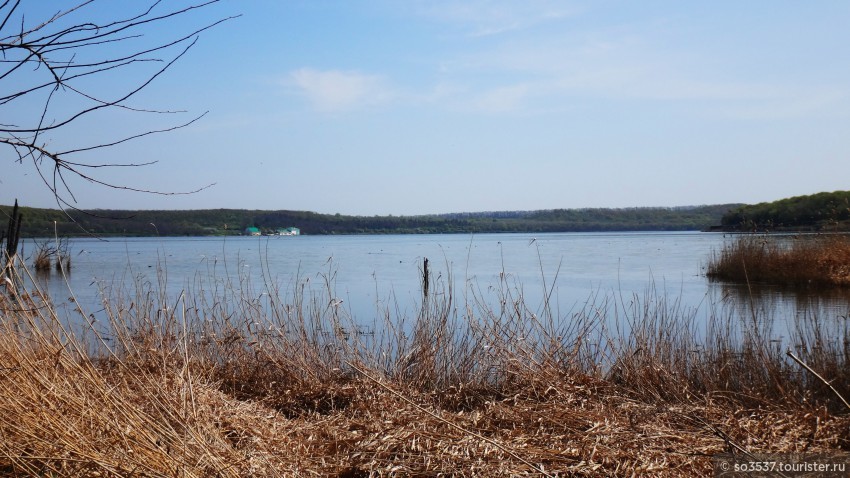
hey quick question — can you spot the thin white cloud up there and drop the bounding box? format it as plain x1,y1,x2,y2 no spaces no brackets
721,89,849,121
283,15,850,121
288,68,395,112
413,0,578,37
440,33,850,119
468,84,530,112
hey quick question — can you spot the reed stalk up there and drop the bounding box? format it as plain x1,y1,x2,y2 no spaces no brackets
0,253,846,476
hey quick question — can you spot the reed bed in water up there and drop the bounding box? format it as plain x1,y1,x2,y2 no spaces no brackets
707,234,850,287
0,256,847,476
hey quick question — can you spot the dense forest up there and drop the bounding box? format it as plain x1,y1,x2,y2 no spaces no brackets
720,190,850,231
1,204,739,238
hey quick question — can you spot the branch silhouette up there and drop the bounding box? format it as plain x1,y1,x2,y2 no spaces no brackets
1,0,237,212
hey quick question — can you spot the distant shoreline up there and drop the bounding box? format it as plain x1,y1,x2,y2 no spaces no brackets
4,203,740,238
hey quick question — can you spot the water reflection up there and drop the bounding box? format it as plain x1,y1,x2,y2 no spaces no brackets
714,281,850,321
709,280,850,352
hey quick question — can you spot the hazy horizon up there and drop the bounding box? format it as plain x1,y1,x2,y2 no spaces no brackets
5,1,850,216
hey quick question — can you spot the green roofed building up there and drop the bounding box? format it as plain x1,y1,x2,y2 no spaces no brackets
244,226,261,236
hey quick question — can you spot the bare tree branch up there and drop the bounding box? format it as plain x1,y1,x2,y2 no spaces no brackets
1,0,238,211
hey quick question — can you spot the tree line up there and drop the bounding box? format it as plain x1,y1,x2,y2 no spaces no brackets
2,204,740,238
720,190,850,231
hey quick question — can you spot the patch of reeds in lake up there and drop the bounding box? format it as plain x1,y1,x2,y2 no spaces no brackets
707,234,850,287
31,239,71,275
0,255,847,476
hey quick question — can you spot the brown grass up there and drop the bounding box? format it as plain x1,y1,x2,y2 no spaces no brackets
707,234,850,287
0,256,847,476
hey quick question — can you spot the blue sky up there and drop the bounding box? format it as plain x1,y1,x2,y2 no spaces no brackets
4,1,850,215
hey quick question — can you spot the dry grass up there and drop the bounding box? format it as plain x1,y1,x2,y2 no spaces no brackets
707,234,850,287
0,255,847,476
32,248,50,272
30,240,71,274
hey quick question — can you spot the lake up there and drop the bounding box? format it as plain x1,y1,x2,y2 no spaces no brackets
19,232,850,342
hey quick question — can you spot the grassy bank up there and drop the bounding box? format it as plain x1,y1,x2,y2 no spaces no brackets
707,234,850,287
0,257,848,476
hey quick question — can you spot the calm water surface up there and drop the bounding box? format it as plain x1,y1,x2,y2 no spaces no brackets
21,232,850,339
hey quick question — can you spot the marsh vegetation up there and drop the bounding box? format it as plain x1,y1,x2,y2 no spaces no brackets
0,250,847,476
707,234,850,287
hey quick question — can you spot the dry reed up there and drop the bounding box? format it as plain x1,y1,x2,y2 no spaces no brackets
0,254,847,476
707,234,850,287
32,248,50,272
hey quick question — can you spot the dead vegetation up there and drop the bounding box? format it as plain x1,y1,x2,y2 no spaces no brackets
30,239,71,275
0,255,847,477
707,234,850,287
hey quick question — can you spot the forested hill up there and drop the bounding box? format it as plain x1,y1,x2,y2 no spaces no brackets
720,191,850,232
3,204,740,237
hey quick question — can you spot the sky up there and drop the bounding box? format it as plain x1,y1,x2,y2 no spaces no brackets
3,1,850,216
